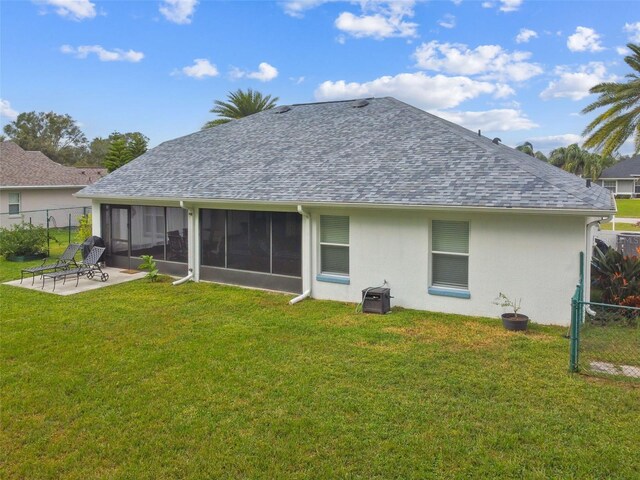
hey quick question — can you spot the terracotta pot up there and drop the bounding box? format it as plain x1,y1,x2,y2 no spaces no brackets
501,313,529,331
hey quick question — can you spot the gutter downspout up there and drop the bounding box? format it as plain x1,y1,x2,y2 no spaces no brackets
584,214,614,316
173,200,194,286
290,205,311,304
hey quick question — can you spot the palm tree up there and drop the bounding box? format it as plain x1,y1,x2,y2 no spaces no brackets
549,144,588,173
202,89,279,129
516,141,534,156
581,43,640,156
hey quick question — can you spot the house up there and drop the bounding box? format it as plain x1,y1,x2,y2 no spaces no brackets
77,97,615,326
0,141,105,228
596,155,640,198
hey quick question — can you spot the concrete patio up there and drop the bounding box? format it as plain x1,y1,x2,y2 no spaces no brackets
4,267,145,296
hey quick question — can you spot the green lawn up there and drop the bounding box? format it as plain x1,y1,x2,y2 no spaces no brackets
615,198,640,217
600,222,640,232
1,261,639,479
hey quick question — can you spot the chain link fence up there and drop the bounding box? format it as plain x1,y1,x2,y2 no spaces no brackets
0,206,91,256
570,253,640,382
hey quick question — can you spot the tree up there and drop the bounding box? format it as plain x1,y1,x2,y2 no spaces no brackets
104,137,133,173
581,43,640,156
90,131,148,170
516,141,547,161
549,143,616,180
3,111,88,165
127,132,148,158
203,88,278,129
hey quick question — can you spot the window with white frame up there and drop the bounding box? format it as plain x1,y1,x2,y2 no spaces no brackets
603,180,616,194
8,192,20,216
634,179,640,195
320,215,349,276
431,220,469,290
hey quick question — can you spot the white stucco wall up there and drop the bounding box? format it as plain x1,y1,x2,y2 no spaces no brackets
310,208,586,326
91,199,587,326
0,188,92,227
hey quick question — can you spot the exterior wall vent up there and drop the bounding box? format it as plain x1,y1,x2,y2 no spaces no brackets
273,106,291,114
352,99,370,108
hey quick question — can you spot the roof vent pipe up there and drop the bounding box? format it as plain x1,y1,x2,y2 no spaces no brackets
586,179,592,187
478,130,481,137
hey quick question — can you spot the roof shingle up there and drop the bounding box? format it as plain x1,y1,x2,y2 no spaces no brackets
1,142,106,187
78,97,615,213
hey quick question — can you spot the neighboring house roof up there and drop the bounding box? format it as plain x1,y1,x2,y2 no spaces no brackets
78,97,615,213
599,156,640,179
0,141,106,187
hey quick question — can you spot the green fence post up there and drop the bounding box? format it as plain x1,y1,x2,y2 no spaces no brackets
46,209,50,256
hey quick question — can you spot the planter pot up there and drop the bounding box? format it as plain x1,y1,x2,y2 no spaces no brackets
6,253,47,262
501,313,529,331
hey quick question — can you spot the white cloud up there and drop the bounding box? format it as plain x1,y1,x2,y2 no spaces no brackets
60,44,144,62
334,2,418,39
175,59,219,79
434,108,538,131
481,0,522,12
34,0,96,20
0,99,18,120
526,134,583,150
231,62,279,82
616,45,630,56
623,22,640,43
290,76,305,84
438,14,456,29
451,0,463,5
315,72,511,110
413,41,543,82
281,0,331,18
540,62,615,101
160,0,198,24
567,26,605,52
498,0,522,12
515,28,538,44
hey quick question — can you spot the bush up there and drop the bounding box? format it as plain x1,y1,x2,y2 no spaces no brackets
76,213,92,243
0,223,49,257
138,255,159,282
591,246,640,305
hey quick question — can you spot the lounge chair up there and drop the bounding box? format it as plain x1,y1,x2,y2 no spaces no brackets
20,243,82,285
41,246,108,291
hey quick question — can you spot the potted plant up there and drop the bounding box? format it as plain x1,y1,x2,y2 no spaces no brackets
493,292,529,331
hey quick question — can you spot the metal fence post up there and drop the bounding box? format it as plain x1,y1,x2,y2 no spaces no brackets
46,209,50,256
68,213,72,245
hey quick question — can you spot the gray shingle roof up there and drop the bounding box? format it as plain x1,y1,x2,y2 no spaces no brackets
78,97,615,213
1,142,106,187
599,156,640,179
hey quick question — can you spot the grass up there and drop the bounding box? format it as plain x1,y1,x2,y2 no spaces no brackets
615,198,640,218
600,222,640,231
2,260,640,478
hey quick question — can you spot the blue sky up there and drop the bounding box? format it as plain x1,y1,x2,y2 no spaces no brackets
1,0,638,154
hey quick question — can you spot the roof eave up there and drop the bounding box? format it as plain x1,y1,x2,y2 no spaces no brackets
77,193,616,217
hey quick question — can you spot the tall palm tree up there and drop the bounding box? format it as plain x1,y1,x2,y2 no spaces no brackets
202,89,279,129
581,43,640,156
516,141,534,156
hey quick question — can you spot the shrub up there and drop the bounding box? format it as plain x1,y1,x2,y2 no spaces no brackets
138,255,159,282
76,213,92,243
0,222,49,257
591,246,640,305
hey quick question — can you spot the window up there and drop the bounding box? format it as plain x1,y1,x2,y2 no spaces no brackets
431,220,469,290
603,180,616,194
8,192,20,215
634,180,640,195
320,215,349,276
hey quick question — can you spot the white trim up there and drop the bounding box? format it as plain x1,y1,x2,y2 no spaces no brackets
1,185,88,190
77,194,616,217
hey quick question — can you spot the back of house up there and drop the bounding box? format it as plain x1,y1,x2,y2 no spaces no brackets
78,97,615,325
